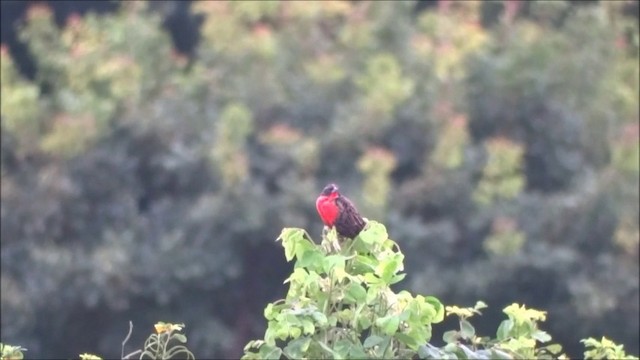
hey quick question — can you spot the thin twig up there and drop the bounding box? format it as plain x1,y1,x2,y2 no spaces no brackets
122,321,134,360
123,349,142,360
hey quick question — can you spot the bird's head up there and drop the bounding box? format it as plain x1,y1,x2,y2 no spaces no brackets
320,183,339,197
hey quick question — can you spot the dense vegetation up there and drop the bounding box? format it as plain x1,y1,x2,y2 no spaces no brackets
1,1,638,359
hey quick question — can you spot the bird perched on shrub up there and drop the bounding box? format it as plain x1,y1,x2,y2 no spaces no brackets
316,183,366,239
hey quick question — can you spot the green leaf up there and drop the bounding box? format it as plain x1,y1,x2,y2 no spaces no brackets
322,254,347,274
172,333,187,343
318,340,343,359
350,255,378,274
376,256,401,283
496,319,513,341
258,344,282,360
311,311,328,327
334,339,354,359
283,337,311,359
264,303,275,320
425,296,445,323
395,332,419,349
405,325,430,345
275,325,289,341
289,327,301,339
349,344,368,359
545,343,562,354
358,221,388,244
301,319,315,335
363,273,382,286
363,335,386,349
345,283,367,303
532,330,552,343
443,342,460,354
460,319,475,339
376,314,400,335
297,247,324,270
443,330,459,344
474,301,488,311
278,228,303,262
358,315,372,330
389,273,406,285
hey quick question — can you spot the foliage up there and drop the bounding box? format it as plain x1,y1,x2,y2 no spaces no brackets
140,322,195,360
0,343,26,360
582,336,639,360
473,138,525,206
242,224,635,359
75,321,195,360
243,222,444,359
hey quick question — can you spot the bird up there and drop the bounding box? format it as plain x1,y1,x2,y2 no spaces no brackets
315,183,366,239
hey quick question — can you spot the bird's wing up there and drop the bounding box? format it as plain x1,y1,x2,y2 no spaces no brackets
335,195,366,238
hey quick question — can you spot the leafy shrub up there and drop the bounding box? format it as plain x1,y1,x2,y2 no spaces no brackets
242,223,637,359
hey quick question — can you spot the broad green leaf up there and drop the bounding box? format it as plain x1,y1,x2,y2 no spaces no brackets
349,344,368,359
474,301,488,311
443,330,459,344
363,335,386,349
389,273,406,285
406,325,430,345
258,344,282,360
283,337,311,359
358,221,388,244
345,283,367,303
301,319,315,335
295,241,324,270
311,311,328,327
275,325,289,340
283,267,307,285
545,343,562,354
322,254,346,274
172,333,187,343
263,303,274,320
297,247,324,271
375,314,400,335
425,296,445,323
532,330,552,343
318,340,343,359
358,315,372,330
264,326,275,345
460,319,475,339
363,273,381,286
376,256,401,283
334,339,353,359
278,228,304,262
443,342,459,354
496,319,513,341
289,327,301,339
395,332,419,349
336,309,353,325
350,254,378,274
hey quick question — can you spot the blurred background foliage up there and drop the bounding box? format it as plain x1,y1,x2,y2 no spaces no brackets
0,0,638,358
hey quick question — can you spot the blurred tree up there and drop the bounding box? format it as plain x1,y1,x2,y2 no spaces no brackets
0,1,637,359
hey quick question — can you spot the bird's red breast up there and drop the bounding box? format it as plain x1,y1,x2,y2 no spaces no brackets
316,191,339,226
